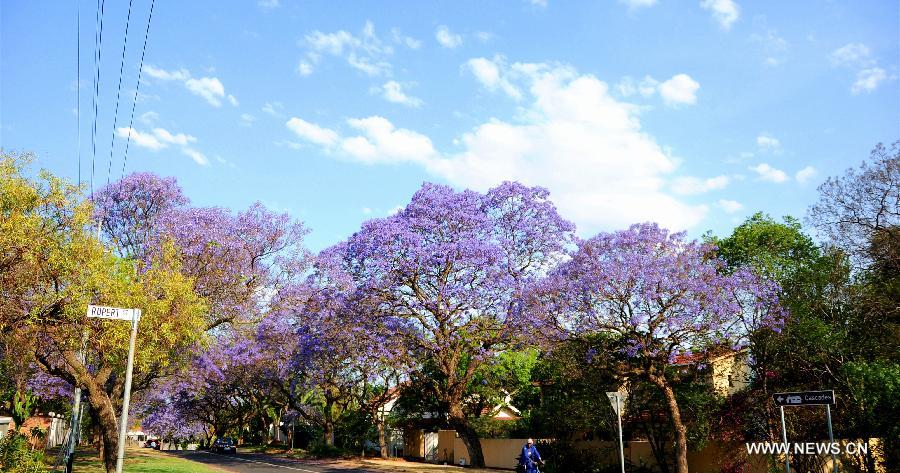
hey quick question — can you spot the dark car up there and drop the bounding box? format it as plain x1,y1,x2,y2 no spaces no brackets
212,437,236,454
144,438,160,449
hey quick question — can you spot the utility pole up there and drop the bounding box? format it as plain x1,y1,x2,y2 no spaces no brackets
66,331,88,473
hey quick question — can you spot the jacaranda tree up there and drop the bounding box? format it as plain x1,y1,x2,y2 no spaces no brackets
530,223,783,473
259,276,413,452
325,181,575,466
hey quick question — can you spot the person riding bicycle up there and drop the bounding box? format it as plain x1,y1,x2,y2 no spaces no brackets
520,438,543,473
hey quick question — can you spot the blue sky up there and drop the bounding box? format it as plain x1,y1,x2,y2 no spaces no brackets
2,0,897,250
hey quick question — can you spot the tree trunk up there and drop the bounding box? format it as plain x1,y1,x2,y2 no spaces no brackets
651,376,689,473
85,385,120,473
448,405,484,467
323,421,335,447
376,418,388,458
320,393,336,446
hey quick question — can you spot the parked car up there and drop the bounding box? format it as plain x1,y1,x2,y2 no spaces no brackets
144,438,160,449
212,437,236,454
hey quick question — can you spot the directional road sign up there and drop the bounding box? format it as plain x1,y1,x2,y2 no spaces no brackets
773,390,835,406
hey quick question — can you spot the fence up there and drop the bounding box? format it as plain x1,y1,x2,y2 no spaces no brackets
435,431,885,472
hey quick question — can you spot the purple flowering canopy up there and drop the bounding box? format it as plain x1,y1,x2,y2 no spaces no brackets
92,172,189,259
257,277,415,446
322,181,575,464
93,172,310,329
141,333,270,441
534,223,784,364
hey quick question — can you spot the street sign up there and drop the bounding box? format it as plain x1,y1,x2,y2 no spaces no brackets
606,391,628,416
86,305,136,321
773,390,835,406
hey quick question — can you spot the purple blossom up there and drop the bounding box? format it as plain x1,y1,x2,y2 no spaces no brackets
530,223,784,364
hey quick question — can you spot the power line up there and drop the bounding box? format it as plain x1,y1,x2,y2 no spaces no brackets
121,0,156,179
89,0,107,196
105,0,135,188
76,0,81,186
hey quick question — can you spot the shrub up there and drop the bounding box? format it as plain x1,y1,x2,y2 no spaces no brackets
0,431,47,473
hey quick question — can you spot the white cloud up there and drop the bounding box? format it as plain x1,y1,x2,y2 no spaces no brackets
529,0,548,6
620,0,658,9
829,43,891,94
829,43,873,68
286,118,340,146
717,199,744,213
301,21,394,77
391,28,422,49
115,127,208,166
142,65,189,81
138,111,159,125
116,127,166,151
474,32,495,43
181,148,210,166
362,207,373,215
380,81,423,107
750,28,788,66
258,0,279,9
241,113,256,127
671,175,729,195
287,62,712,232
756,133,781,152
435,25,463,49
700,0,740,30
340,116,437,165
116,127,196,150
617,75,659,98
852,67,887,94
151,127,196,146
465,57,522,100
297,62,314,76
795,165,816,184
658,74,700,106
143,65,237,107
184,77,226,107
347,54,391,76
274,140,304,150
750,163,789,183
617,73,698,106
262,101,284,117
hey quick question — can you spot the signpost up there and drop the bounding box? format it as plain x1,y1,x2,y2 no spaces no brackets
87,305,141,473
606,391,628,473
772,390,835,406
772,390,837,473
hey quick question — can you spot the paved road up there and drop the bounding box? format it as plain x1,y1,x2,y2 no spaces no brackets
167,451,375,473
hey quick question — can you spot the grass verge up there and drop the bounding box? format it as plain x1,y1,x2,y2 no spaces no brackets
57,446,229,473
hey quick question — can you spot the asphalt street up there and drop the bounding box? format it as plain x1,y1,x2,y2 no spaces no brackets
167,451,375,473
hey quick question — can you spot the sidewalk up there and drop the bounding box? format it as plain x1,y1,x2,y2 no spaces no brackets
345,458,512,473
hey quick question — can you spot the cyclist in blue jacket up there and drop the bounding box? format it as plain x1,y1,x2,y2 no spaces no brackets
520,438,543,472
